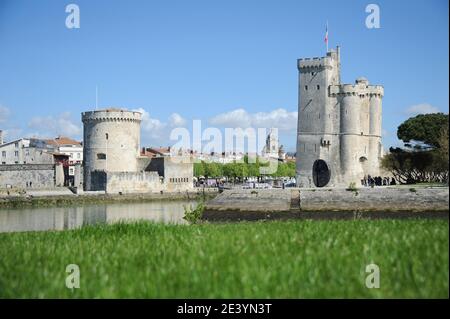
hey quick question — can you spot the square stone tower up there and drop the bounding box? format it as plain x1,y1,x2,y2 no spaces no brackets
296,47,384,187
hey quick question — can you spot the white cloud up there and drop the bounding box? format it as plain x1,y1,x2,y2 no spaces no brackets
169,113,186,127
209,108,298,131
134,108,167,138
133,108,187,145
404,103,440,116
28,112,81,138
0,105,10,123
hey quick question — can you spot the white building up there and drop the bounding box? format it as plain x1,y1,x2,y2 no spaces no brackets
0,138,54,165
46,137,83,176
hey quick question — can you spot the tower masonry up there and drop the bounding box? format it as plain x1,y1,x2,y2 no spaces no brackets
296,47,384,187
82,108,142,191
81,107,193,194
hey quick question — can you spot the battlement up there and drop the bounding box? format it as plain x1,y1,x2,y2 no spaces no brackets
329,82,383,98
82,108,142,123
298,47,340,72
297,56,334,71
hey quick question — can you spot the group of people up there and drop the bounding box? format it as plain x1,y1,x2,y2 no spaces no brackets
361,175,396,187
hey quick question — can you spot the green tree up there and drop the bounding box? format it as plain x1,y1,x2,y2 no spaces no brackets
205,162,223,178
382,113,449,184
193,162,205,177
397,113,449,149
222,163,235,181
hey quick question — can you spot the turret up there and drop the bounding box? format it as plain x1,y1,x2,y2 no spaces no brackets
82,108,142,191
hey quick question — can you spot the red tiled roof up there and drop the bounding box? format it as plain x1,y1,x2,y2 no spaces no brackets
46,136,82,146
140,147,171,158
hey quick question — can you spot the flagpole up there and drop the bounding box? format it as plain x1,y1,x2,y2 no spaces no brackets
326,21,329,53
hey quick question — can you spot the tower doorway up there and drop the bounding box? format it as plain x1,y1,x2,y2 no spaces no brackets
312,159,330,187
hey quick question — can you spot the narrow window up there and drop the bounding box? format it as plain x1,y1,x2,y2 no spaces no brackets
317,85,320,90
305,85,308,91
97,153,106,160
105,133,109,140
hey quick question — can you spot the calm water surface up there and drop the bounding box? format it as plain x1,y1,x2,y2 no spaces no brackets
0,200,197,233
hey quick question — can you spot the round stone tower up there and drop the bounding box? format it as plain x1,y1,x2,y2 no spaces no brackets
340,85,362,180
368,87,384,174
82,108,142,191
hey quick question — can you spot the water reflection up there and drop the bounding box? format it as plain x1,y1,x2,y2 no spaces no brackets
0,201,197,233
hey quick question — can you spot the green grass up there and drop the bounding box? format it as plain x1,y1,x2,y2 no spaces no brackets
0,219,448,298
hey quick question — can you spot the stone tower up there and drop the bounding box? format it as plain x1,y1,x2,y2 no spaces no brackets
82,108,142,191
296,47,384,187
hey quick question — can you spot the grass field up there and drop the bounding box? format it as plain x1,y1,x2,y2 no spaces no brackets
0,219,448,298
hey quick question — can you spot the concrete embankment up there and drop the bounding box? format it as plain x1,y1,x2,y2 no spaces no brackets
203,187,449,220
0,189,218,208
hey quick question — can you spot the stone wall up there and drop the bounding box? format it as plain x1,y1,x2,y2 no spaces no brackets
205,187,449,213
146,156,194,192
0,164,55,188
106,171,163,194
90,170,107,191
299,187,449,212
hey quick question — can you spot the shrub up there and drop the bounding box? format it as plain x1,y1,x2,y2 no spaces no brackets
183,201,205,224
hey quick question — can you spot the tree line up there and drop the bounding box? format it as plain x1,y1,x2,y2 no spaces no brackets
382,113,449,184
194,156,296,181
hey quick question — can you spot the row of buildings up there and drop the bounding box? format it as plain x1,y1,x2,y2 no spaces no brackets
1,114,290,193
0,132,83,186
140,129,293,164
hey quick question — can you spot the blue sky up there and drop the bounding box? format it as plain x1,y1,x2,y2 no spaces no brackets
0,0,448,152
